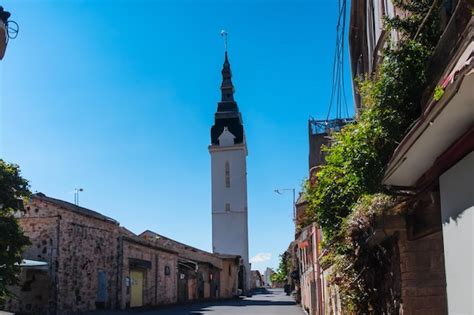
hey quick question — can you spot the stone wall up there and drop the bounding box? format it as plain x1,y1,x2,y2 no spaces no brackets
20,197,120,314
4,268,52,314
58,220,119,312
5,213,59,314
5,195,181,314
120,236,178,308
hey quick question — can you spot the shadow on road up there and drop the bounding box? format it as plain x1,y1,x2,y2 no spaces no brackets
88,288,299,315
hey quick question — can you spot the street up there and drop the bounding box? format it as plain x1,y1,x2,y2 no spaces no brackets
88,289,304,315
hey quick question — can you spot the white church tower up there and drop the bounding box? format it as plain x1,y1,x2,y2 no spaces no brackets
209,50,250,293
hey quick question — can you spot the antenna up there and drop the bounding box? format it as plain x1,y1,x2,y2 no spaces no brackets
220,29,228,52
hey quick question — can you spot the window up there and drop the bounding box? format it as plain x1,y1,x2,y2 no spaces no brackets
225,203,230,212
225,161,230,188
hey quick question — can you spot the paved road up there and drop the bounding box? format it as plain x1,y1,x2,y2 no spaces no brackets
89,288,304,315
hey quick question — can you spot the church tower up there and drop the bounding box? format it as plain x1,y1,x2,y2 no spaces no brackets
209,50,250,292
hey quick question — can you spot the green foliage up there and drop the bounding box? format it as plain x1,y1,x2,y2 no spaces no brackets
305,0,440,243
271,251,290,283
328,194,399,313
0,159,31,300
434,85,445,101
304,0,442,312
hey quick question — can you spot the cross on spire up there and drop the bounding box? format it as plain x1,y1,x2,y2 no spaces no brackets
220,30,234,103
221,29,228,52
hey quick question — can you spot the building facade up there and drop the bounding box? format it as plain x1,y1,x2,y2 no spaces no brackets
5,193,240,314
140,230,240,301
348,0,472,314
209,51,250,293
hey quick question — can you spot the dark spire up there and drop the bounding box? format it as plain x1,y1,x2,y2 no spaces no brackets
221,52,235,102
211,51,244,145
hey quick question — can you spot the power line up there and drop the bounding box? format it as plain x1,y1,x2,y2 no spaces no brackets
326,0,350,121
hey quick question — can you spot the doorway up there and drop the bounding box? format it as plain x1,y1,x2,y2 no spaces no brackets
130,269,144,307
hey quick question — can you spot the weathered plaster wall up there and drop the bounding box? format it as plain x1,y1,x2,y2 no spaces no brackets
220,259,238,298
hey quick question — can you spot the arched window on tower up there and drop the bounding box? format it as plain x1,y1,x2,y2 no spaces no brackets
225,161,230,188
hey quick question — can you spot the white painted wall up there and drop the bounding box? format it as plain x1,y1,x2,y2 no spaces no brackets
209,134,250,291
440,152,474,315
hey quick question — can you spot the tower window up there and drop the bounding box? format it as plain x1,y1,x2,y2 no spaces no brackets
225,161,230,188
225,203,230,212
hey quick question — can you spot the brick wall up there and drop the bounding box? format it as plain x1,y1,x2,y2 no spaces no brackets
398,231,447,315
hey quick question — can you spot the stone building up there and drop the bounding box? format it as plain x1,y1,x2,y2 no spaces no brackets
119,228,178,309
140,230,240,301
250,270,263,289
4,193,180,314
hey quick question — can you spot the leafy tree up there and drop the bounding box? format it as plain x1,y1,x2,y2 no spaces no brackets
271,252,290,283
0,159,30,300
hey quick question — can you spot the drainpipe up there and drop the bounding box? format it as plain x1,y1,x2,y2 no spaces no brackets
155,254,158,305
54,215,61,315
116,234,123,309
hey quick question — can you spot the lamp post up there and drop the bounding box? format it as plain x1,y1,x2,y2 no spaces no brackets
74,188,83,206
0,6,19,60
274,188,296,222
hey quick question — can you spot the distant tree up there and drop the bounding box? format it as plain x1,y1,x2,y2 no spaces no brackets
0,159,30,300
271,251,290,283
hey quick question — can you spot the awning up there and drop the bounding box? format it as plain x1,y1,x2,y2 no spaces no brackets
18,259,48,270
383,60,474,187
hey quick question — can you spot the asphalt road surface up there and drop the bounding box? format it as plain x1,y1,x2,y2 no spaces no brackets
89,288,304,315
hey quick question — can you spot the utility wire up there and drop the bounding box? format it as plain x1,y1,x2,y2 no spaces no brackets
326,0,349,121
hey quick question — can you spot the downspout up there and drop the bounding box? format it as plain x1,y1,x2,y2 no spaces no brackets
155,254,158,305
116,234,123,309
54,215,61,315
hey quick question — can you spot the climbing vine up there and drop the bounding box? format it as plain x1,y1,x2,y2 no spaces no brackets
304,0,441,312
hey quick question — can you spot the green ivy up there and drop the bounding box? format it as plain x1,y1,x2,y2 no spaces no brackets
304,0,441,312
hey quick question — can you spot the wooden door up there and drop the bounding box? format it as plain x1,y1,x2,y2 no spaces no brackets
130,269,144,307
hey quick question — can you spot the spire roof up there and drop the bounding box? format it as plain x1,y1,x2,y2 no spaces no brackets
210,51,244,146
220,51,235,102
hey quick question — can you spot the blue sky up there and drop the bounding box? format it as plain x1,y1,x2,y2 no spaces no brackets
0,0,353,272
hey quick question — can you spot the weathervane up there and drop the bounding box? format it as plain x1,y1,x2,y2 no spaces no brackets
220,29,228,52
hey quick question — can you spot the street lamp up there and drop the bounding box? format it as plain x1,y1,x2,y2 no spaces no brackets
74,188,84,206
274,188,296,222
0,6,19,60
